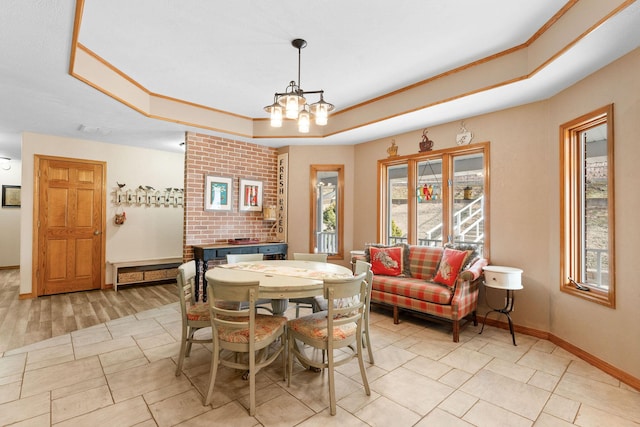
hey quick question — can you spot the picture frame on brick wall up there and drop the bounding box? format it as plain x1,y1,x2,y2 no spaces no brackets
239,178,262,212
204,175,232,211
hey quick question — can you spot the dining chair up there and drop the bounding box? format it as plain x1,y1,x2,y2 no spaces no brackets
225,253,264,263
289,252,329,316
225,253,273,312
287,272,370,415
175,260,213,377
203,278,287,416
354,260,375,364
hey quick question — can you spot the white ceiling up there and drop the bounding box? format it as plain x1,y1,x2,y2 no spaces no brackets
1,0,639,160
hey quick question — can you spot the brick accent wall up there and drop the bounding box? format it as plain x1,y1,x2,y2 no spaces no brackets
182,132,278,261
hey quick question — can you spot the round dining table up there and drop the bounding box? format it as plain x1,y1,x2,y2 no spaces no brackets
204,260,354,314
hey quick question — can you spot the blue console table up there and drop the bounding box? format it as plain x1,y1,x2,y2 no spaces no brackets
192,242,288,301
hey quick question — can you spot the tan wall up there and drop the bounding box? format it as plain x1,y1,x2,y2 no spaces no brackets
352,47,640,379
547,47,640,378
20,133,185,293
285,145,355,266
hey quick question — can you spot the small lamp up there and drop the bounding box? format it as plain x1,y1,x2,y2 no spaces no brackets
263,205,277,221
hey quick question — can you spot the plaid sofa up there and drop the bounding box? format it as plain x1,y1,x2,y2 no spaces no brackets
360,245,488,342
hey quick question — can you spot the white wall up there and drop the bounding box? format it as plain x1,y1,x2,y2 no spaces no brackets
20,132,184,294
0,159,22,267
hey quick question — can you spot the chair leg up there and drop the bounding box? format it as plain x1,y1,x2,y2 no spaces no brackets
327,347,336,416
175,323,188,376
357,335,371,397
186,328,196,357
363,330,375,364
287,332,294,387
203,348,219,405
249,344,257,416
281,333,287,381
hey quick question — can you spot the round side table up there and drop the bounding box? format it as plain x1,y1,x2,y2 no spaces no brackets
479,265,523,346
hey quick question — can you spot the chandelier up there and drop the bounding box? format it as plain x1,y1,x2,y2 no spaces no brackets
264,39,334,133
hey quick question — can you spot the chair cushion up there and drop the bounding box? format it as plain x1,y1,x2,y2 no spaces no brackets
186,303,211,321
433,248,469,288
289,311,357,341
216,315,287,344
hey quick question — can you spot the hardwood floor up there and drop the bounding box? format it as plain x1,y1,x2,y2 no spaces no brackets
0,268,179,353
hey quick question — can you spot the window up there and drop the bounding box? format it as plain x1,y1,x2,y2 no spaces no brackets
309,165,344,259
379,143,489,256
560,104,615,307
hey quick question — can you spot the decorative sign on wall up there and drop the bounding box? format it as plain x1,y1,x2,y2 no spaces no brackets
114,184,183,207
276,153,288,242
456,121,473,146
419,129,434,152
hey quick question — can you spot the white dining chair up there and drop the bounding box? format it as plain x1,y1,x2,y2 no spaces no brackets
287,272,370,415
174,260,212,376
289,252,329,316
204,278,287,416
225,253,273,311
354,259,375,364
225,253,264,263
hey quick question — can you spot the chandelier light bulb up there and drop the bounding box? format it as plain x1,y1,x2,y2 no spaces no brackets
313,103,328,126
285,94,300,119
270,104,283,127
298,109,310,133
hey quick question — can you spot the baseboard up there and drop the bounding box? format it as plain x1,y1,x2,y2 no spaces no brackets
0,265,19,270
19,292,36,299
483,317,640,391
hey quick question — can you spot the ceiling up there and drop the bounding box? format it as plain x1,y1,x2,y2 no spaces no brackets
1,1,639,161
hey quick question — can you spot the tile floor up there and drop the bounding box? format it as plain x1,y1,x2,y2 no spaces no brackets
1,303,638,426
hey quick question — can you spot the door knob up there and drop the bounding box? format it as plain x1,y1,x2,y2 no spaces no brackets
94,230,101,235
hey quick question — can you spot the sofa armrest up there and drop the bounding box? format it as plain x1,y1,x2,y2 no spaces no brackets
450,258,487,320
458,258,489,282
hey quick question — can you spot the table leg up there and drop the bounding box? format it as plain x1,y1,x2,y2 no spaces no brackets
202,260,209,302
479,289,518,346
270,299,289,315
194,259,201,302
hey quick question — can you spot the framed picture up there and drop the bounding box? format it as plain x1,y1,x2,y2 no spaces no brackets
1,185,21,208
204,176,232,211
239,179,263,212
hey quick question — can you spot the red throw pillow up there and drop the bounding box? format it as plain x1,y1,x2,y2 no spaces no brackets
433,248,469,287
369,246,403,276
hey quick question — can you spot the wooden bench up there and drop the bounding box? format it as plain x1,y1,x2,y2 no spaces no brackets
110,257,183,292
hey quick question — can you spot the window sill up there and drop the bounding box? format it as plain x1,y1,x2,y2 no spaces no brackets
560,284,615,308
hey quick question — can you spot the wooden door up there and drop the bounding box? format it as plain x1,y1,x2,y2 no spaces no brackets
35,156,106,295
